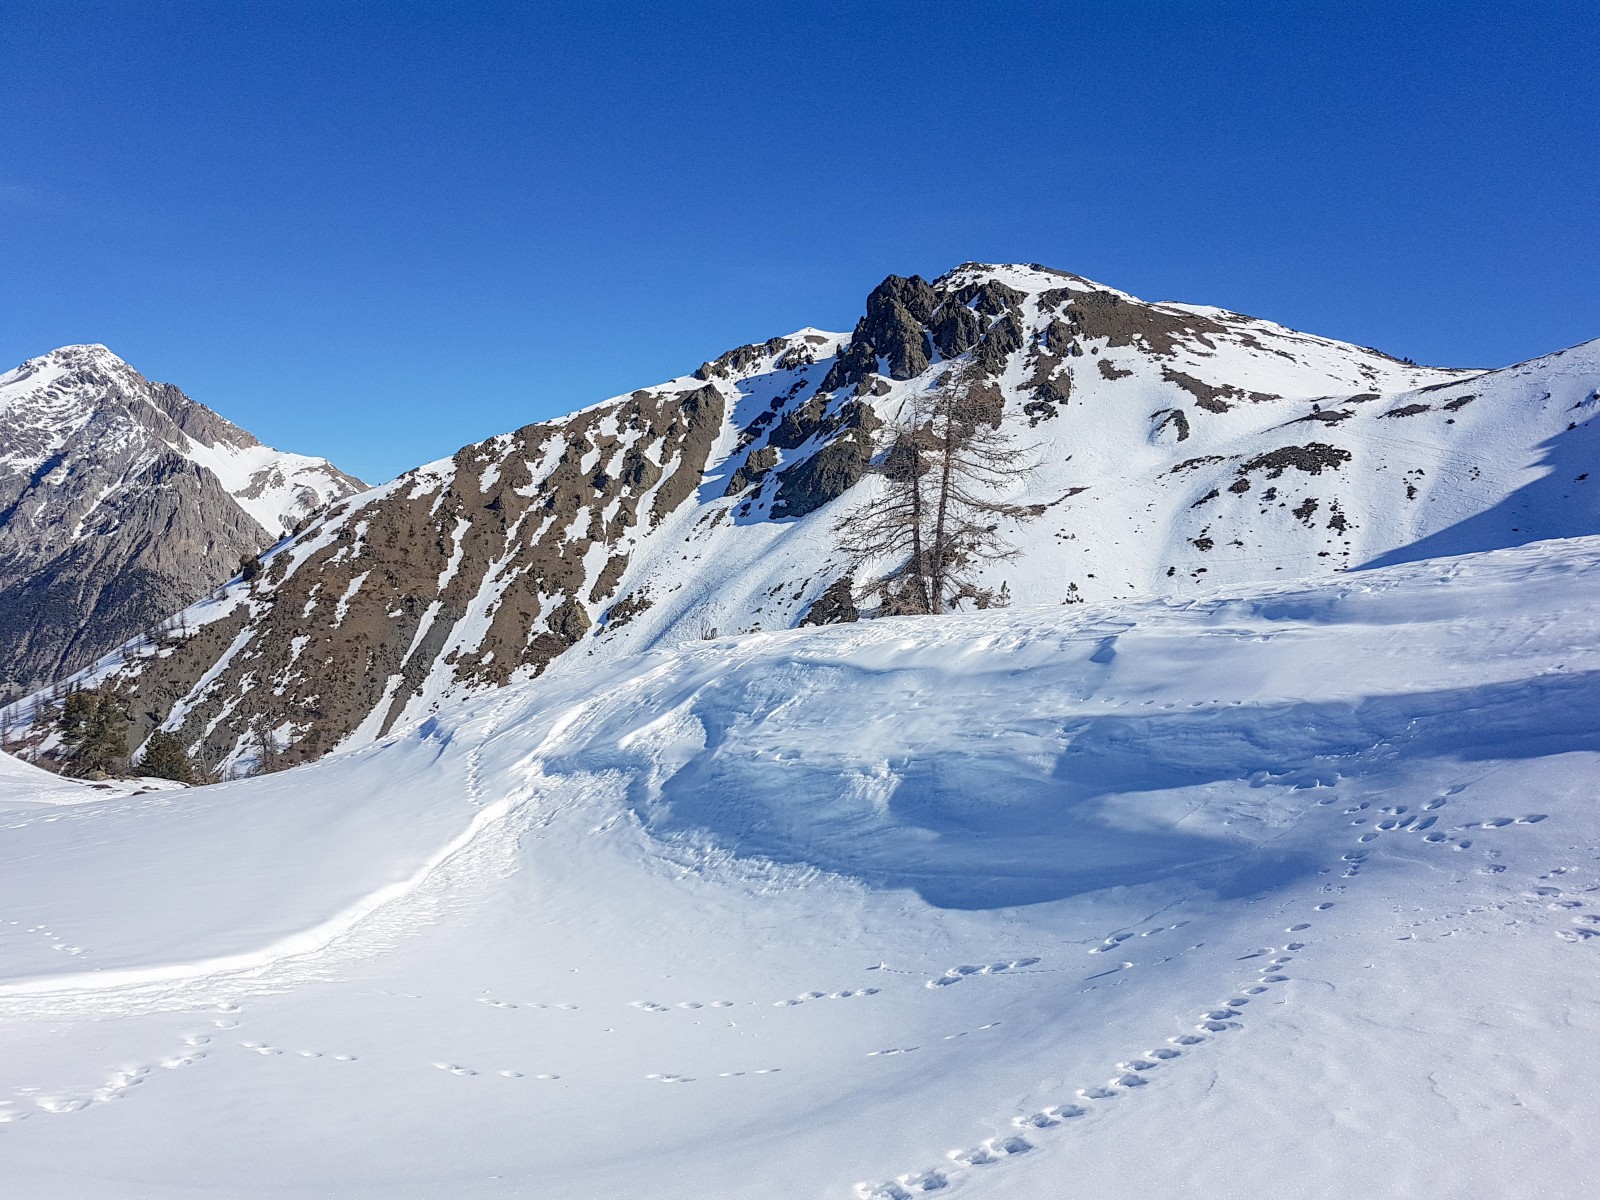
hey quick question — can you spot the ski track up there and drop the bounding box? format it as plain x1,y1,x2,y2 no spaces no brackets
0,687,542,1019
852,779,1585,1200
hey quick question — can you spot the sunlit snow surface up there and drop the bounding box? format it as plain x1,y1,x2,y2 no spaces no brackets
2,538,1599,1199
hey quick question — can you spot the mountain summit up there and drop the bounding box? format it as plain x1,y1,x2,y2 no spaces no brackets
0,344,364,701
11,264,1599,773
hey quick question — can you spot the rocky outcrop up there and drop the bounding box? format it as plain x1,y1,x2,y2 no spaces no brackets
773,428,875,518
800,575,859,626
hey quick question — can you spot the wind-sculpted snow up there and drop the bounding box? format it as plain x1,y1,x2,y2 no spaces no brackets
1,537,1598,1197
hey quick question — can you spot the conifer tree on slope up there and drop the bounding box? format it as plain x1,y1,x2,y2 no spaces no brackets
59,690,132,778
838,365,1034,615
136,730,197,784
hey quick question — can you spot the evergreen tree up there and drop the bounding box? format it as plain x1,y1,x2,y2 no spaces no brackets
59,690,132,777
136,730,197,784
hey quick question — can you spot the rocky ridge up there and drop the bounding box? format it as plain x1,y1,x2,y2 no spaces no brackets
10,265,1599,774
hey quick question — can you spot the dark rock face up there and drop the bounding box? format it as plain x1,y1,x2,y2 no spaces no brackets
800,575,859,626
1161,367,1269,414
695,337,791,381
822,274,941,392
1151,409,1192,443
1236,443,1353,481
972,312,1025,376
724,446,779,497
547,596,592,643
773,428,874,518
929,303,984,360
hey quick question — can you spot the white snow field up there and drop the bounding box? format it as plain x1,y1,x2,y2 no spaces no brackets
2,536,1599,1199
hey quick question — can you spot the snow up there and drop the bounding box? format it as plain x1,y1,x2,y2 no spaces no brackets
1,534,1597,1197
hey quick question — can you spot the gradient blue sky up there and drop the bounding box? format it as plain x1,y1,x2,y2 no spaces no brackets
5,2,1597,483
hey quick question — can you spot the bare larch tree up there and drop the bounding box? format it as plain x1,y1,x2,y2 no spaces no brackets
838,366,1035,615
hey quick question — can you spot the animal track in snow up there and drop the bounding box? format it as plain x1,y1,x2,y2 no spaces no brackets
771,987,879,1007
433,1060,545,1078
926,958,1040,987
856,1168,952,1198
865,845,1323,1195
948,1135,1034,1167
15,922,88,959
943,1021,1002,1041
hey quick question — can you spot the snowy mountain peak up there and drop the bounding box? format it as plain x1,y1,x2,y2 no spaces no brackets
0,345,365,700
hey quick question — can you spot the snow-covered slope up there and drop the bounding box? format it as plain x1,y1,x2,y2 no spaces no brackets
14,265,1598,775
0,344,364,700
0,535,1596,1198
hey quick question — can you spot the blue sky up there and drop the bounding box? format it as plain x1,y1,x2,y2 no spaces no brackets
4,2,1597,483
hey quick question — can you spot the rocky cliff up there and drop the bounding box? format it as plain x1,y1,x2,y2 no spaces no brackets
0,344,364,701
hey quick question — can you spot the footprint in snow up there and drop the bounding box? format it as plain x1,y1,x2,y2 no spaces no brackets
948,1135,1033,1166
856,1171,948,1199
926,958,1039,987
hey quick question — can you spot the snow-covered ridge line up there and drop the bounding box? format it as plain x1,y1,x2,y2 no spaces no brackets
17,265,1600,774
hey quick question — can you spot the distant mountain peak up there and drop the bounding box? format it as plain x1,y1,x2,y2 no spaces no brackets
0,346,365,701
